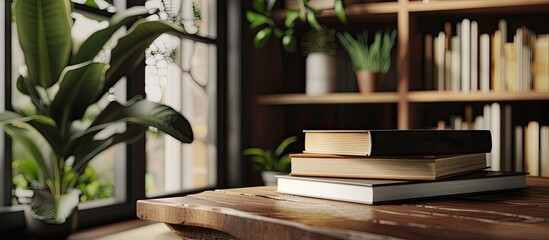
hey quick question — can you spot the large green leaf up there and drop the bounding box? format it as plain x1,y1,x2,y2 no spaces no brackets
0,111,62,154
30,189,56,221
31,189,80,223
14,0,72,88
2,125,53,181
72,124,146,173
73,7,154,64
16,76,48,114
69,98,193,150
101,20,188,99
94,99,193,142
274,136,297,157
50,62,109,126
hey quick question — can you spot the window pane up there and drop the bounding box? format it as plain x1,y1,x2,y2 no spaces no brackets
72,0,117,13
145,0,216,38
10,12,123,205
145,35,217,196
0,0,5,206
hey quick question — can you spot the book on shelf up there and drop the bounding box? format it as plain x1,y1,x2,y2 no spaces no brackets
303,130,492,156
438,105,549,177
423,18,549,93
290,153,487,181
461,19,471,92
276,171,526,205
525,121,540,176
471,20,479,92
480,33,490,92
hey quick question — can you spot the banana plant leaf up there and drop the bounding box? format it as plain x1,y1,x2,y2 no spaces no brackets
49,62,109,125
68,98,192,156
73,7,155,64
14,0,72,88
72,124,147,173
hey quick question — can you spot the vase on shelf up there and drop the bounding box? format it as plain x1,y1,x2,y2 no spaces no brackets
306,53,337,96
356,70,385,94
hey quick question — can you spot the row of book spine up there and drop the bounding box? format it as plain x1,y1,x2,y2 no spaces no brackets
437,104,549,177
424,19,549,92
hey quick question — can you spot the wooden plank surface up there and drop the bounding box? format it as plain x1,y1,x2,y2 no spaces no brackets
256,93,400,105
137,177,549,239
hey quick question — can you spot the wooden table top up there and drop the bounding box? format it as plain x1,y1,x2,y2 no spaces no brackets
137,177,549,240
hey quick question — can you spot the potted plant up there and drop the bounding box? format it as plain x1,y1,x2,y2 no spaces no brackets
337,30,397,93
243,136,297,186
303,28,338,95
246,0,347,52
0,0,194,238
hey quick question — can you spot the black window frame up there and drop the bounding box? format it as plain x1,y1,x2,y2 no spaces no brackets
0,0,230,230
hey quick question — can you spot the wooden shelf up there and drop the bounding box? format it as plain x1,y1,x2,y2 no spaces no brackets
408,91,549,103
271,1,400,21
408,0,549,13
257,93,400,105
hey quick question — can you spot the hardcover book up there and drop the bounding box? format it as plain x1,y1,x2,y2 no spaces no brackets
303,130,492,156
290,153,487,180
277,171,526,205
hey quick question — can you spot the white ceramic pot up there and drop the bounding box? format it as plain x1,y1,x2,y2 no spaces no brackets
261,171,286,186
306,53,336,96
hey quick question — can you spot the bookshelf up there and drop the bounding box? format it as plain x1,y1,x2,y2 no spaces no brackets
244,0,549,179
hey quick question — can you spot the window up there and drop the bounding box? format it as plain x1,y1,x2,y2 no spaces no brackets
0,0,230,229
0,0,7,207
144,0,218,196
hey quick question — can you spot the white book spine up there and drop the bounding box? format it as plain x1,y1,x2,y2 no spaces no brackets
483,104,492,167
461,19,471,92
437,32,446,91
474,116,484,130
480,34,490,92
490,103,501,171
471,21,478,91
451,36,461,91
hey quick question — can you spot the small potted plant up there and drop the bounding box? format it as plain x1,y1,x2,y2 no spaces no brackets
303,28,338,95
337,30,397,93
243,136,297,186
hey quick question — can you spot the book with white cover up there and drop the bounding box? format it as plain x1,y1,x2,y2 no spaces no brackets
483,104,492,167
490,103,501,171
480,34,490,92
436,32,446,90
461,19,471,92
471,21,478,91
277,171,526,205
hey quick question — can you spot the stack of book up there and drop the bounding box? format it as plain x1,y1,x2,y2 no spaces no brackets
276,130,527,204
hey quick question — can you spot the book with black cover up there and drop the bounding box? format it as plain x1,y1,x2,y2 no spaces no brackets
277,171,526,205
304,130,492,156
290,153,487,180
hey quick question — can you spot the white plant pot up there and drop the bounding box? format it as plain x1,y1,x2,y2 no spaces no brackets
261,171,286,186
306,53,336,96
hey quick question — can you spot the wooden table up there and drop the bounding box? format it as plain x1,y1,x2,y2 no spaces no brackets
137,177,549,239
